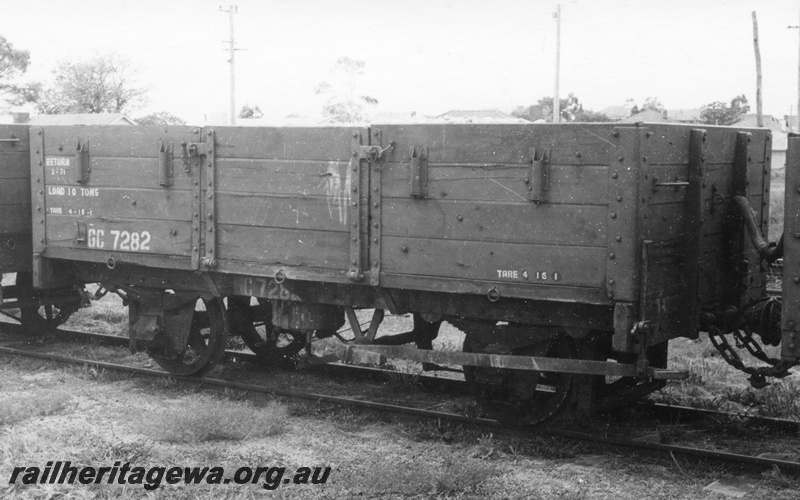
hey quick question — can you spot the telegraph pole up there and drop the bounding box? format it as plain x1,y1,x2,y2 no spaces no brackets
553,4,561,123
221,5,238,125
790,7,800,132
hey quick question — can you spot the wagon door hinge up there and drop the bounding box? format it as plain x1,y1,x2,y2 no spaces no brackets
409,145,428,198
347,131,392,283
75,139,90,184
184,128,216,270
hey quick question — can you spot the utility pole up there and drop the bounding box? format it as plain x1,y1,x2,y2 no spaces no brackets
752,11,763,128
221,5,238,126
553,4,561,123
789,7,800,132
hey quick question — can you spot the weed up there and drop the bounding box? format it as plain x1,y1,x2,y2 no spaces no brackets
136,398,288,442
472,432,498,460
355,456,497,496
0,390,72,426
384,363,421,389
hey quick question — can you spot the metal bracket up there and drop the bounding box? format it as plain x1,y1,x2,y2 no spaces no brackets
652,175,689,191
75,221,87,244
75,139,90,184
30,128,46,287
0,134,19,145
348,132,365,282
410,145,428,198
527,147,551,202
158,140,174,187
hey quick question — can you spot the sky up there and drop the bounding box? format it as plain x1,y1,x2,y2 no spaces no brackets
2,0,800,124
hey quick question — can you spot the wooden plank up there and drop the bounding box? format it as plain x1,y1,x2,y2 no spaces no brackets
382,199,606,246
375,123,619,165
217,225,349,269
0,152,30,179
381,162,608,204
217,193,351,231
215,127,367,161
43,157,195,191
381,235,606,288
40,125,197,157
42,245,195,272
380,272,610,305
644,204,686,241
0,205,31,234
0,179,31,205
45,218,193,256
644,124,769,165
216,158,351,197
43,187,192,221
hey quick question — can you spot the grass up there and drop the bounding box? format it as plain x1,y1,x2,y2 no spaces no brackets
135,397,288,443
0,389,72,426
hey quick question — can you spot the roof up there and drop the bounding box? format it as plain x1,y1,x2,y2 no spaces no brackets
618,109,667,124
666,108,702,123
731,114,784,132
27,113,136,126
437,109,513,120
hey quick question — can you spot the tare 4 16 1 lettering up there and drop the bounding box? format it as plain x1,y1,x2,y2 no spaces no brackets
496,270,561,281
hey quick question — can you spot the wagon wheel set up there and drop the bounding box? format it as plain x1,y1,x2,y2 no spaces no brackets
0,272,82,335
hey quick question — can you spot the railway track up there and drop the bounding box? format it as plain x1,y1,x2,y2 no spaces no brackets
1,322,799,477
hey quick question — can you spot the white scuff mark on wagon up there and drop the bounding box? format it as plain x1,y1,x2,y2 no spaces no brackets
486,176,526,202
580,126,615,147
322,160,348,225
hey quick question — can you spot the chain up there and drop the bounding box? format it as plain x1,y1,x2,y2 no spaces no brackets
707,325,795,387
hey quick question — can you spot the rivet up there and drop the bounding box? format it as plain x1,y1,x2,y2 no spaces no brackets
352,237,357,242
35,149,40,154
352,132,359,138
610,212,617,219
618,156,624,162
616,195,622,202
794,233,800,239
373,261,379,267
794,277,800,284
642,156,647,162
611,130,619,138
194,194,198,198
171,230,177,236
193,246,198,251
374,202,379,208
609,253,616,259
701,156,705,162
36,206,41,211
352,152,358,158
352,186,357,192
208,194,212,199
401,245,408,253
646,131,653,138
36,177,40,183
373,238,379,243
788,320,796,329
38,161,42,166
575,152,582,158
612,172,618,179
194,181,199,185
457,215,463,221
616,236,622,242
193,225,198,230
208,213,213,219
373,223,379,228
352,259,358,265
608,279,615,286
209,227,214,232
131,200,137,206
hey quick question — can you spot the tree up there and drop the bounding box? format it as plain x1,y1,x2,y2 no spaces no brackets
573,109,611,122
238,103,263,119
512,94,585,122
0,36,38,106
641,97,665,113
314,57,378,122
135,111,186,126
700,94,750,126
36,54,148,114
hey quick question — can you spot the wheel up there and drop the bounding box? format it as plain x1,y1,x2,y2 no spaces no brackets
463,332,574,425
227,296,306,362
1,272,80,336
151,297,228,377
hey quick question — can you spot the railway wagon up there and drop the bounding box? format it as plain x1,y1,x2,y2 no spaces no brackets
0,125,79,332
13,122,795,422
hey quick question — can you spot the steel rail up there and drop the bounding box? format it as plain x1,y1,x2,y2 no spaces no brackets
2,321,798,435
0,342,798,476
